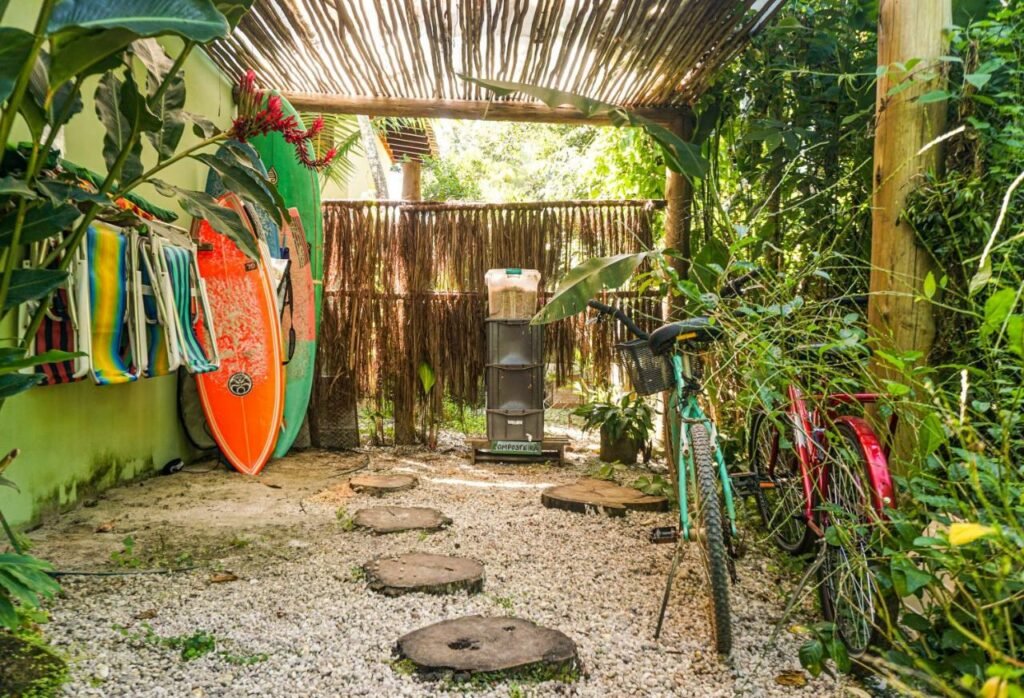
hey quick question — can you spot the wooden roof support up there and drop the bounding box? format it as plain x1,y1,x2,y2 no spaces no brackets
869,0,951,464
279,91,680,126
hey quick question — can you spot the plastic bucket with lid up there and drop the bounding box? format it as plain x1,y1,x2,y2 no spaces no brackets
484,268,541,319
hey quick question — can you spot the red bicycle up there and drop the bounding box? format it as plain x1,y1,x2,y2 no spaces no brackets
748,327,897,658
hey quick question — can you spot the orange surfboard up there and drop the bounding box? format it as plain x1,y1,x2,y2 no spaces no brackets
193,193,284,475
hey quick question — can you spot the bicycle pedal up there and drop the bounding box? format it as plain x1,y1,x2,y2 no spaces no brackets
730,471,763,498
649,526,679,544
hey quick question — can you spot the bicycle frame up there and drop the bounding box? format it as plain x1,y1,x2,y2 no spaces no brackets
667,352,739,541
783,384,897,536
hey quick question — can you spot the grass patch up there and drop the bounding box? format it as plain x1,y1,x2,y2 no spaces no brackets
109,536,141,568
439,661,581,691
113,623,268,665
491,595,515,613
349,565,366,582
335,508,357,531
0,632,69,698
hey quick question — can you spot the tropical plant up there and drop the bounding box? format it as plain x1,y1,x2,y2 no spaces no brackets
0,449,58,630
573,391,654,463
0,0,333,407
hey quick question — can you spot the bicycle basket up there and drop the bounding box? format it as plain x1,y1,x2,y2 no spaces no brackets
615,339,675,395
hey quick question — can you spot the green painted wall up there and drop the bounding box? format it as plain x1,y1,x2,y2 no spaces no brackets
0,9,234,527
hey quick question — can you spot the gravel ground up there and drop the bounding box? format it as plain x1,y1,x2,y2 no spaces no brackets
23,438,851,697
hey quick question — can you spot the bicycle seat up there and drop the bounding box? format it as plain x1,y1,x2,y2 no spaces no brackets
649,317,724,355
791,343,868,363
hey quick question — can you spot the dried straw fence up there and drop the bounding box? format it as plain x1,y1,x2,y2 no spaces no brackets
312,199,665,447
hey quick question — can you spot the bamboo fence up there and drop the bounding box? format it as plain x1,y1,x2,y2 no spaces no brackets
314,199,665,443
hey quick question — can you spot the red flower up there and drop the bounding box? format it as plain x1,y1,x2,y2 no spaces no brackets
228,71,335,171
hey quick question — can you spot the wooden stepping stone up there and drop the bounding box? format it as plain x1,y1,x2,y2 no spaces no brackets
353,506,451,534
396,616,579,676
365,553,484,596
349,473,418,495
541,478,668,517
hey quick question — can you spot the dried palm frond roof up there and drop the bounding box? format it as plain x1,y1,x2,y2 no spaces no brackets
206,0,786,121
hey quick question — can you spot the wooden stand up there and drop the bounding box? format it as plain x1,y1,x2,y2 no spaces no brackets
468,436,568,465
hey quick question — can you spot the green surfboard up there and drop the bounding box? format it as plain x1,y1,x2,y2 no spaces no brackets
250,93,323,458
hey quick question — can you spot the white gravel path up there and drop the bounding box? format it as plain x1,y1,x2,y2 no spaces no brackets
23,444,849,697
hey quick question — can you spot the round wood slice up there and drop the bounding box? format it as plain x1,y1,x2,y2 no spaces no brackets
349,473,418,495
396,616,579,675
365,553,484,596
541,478,668,517
353,506,452,534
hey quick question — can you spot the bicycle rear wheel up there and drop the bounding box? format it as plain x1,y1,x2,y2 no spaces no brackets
749,411,814,554
818,421,891,658
690,423,732,655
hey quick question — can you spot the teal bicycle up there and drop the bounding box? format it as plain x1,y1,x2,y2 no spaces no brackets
586,273,755,655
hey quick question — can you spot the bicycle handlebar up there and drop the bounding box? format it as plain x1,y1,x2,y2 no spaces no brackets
586,299,649,340
719,268,761,299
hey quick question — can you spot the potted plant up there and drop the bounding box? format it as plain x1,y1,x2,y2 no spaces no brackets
573,392,653,464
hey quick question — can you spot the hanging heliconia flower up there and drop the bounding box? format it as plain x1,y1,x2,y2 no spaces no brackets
230,70,336,170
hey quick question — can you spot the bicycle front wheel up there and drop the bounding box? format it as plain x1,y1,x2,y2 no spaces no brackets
818,421,892,659
690,423,732,655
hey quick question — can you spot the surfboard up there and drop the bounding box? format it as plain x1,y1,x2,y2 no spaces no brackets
249,93,323,325
273,209,316,457
193,193,284,476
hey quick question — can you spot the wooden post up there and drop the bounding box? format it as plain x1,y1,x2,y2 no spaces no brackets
869,0,951,463
402,161,422,201
663,108,695,294
394,160,423,445
662,109,694,474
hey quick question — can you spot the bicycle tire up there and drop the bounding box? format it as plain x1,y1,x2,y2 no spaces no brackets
690,423,732,655
817,421,893,659
749,411,814,554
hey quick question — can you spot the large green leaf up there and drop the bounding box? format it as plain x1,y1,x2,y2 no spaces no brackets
37,179,111,206
0,27,34,103
135,40,186,161
3,268,68,312
532,252,648,325
463,75,708,179
48,0,230,42
194,151,286,224
94,70,157,183
981,288,1016,339
629,116,709,180
95,71,141,183
462,75,618,118
0,202,80,248
0,373,43,399
48,28,136,86
152,180,259,259
0,349,83,374
0,177,35,198
25,52,84,142
215,0,256,29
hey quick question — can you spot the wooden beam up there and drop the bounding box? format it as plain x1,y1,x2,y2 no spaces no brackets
279,91,680,125
869,0,951,463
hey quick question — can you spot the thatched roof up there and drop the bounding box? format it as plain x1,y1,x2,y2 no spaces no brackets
206,0,785,120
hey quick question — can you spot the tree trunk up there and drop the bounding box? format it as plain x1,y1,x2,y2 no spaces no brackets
359,115,389,198
393,161,422,445
869,0,951,466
